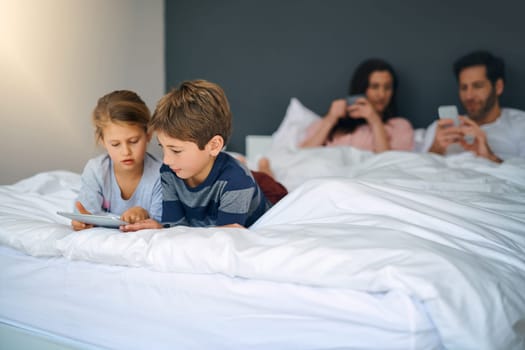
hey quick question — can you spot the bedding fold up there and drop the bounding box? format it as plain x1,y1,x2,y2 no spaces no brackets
1,151,525,349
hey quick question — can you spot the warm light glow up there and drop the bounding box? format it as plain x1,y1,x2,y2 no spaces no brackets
0,0,164,184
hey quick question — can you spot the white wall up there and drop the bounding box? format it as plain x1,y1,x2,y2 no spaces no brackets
0,0,164,184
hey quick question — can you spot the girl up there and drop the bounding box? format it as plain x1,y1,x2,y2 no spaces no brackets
72,90,162,231
300,58,414,152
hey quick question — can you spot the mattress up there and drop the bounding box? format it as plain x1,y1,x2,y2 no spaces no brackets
1,146,525,349
0,245,438,350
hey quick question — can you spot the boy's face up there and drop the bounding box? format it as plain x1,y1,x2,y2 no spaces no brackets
157,131,217,187
101,121,149,173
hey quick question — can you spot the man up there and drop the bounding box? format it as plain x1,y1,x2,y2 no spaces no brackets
421,50,525,163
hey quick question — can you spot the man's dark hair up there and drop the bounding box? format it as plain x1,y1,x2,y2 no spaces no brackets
453,50,505,84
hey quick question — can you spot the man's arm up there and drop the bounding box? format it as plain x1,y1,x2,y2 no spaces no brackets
428,118,464,155
458,117,503,163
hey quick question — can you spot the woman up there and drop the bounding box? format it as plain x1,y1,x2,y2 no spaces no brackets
300,59,414,152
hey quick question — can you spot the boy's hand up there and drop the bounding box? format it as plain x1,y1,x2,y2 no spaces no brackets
121,206,150,224
71,201,94,231
120,218,162,232
220,223,244,228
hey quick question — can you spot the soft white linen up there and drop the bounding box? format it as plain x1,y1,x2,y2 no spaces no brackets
270,97,321,151
0,245,437,350
0,171,78,256
1,148,525,349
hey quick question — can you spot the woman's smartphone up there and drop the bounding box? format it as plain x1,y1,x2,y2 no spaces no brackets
346,94,365,105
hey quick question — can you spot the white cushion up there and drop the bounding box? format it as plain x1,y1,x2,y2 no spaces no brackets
270,97,321,151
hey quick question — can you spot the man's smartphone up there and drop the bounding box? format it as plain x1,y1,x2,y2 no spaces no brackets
438,105,474,143
346,94,365,105
438,105,459,126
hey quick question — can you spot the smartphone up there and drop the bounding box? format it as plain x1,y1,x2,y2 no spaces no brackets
438,105,459,126
346,94,365,105
438,105,474,143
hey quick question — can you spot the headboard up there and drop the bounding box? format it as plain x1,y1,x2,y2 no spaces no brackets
165,0,525,154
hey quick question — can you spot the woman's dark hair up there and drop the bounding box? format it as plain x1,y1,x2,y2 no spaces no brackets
328,58,398,140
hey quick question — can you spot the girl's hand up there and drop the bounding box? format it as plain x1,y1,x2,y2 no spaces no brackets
71,201,94,231
121,206,150,224
120,218,162,232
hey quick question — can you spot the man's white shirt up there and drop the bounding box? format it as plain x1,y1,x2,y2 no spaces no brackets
419,108,525,160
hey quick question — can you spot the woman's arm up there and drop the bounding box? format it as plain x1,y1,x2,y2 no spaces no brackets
385,118,414,151
299,99,346,148
348,98,389,152
367,117,390,152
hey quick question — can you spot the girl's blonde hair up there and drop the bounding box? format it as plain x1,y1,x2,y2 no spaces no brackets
92,90,151,142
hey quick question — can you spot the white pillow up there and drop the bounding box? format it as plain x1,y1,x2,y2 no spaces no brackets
270,98,321,151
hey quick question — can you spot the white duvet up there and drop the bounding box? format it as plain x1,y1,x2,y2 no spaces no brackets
1,147,525,350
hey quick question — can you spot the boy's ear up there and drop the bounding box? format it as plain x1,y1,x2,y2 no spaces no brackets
207,135,224,156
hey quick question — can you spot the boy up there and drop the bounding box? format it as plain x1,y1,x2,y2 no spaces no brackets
122,80,271,231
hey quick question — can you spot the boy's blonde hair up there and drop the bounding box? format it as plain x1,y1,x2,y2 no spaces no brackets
92,90,150,142
150,80,232,149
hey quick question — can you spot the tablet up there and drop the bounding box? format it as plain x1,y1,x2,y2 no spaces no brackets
57,211,128,228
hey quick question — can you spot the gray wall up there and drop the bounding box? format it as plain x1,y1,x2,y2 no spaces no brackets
0,0,164,185
166,0,525,154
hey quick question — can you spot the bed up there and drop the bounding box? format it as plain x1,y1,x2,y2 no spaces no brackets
1,99,525,350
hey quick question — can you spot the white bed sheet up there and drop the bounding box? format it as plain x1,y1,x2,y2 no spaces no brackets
1,146,525,349
0,245,437,350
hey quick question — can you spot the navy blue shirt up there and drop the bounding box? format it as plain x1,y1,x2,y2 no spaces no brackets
161,152,270,227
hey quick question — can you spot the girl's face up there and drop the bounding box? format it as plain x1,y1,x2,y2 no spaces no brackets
101,121,150,173
365,70,394,115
